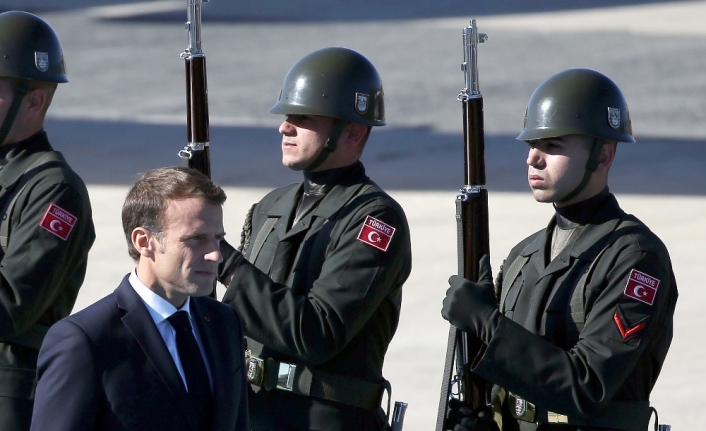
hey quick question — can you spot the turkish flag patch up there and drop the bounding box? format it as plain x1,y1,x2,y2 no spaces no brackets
357,215,395,251
623,269,660,306
613,308,647,341
39,203,77,241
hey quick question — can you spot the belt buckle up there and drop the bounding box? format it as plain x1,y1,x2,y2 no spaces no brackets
245,350,265,386
276,362,297,391
509,393,536,423
547,411,568,423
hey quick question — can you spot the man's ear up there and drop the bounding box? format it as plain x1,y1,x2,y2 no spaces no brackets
132,227,157,259
23,88,47,119
595,141,616,173
342,122,368,148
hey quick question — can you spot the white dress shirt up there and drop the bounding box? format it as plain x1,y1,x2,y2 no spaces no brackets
129,270,213,390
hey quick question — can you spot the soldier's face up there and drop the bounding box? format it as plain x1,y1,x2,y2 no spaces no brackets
145,198,224,308
526,135,593,206
279,114,335,171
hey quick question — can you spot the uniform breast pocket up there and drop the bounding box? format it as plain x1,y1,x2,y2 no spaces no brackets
501,279,523,320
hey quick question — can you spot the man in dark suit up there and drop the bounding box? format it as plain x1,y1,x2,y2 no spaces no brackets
30,166,249,431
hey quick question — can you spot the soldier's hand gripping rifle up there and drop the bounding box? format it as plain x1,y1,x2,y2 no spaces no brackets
178,0,211,178
435,19,490,431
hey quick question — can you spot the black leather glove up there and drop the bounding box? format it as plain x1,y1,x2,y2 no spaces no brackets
445,399,499,431
441,255,502,344
217,239,243,285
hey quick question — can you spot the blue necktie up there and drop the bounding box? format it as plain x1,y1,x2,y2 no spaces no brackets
167,310,212,429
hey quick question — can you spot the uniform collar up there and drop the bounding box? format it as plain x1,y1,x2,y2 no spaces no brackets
302,161,365,194
0,130,51,162
554,187,611,228
520,189,622,259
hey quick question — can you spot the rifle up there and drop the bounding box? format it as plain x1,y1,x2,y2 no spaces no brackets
178,0,216,299
178,0,211,178
435,19,490,431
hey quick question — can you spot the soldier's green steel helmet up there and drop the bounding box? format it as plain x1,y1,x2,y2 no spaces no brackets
516,68,634,143
269,47,385,127
0,10,68,83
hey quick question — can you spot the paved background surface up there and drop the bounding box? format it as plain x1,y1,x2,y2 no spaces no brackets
3,0,704,429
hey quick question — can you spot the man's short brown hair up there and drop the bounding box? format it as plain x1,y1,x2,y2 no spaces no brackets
121,166,226,261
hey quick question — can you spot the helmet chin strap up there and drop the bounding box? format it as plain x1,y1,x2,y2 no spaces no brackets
559,138,603,204
0,80,30,146
304,120,347,172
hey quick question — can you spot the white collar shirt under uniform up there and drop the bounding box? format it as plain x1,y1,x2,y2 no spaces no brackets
129,269,213,391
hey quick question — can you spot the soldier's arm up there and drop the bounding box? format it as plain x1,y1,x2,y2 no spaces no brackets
223,201,410,364
470,245,676,417
0,178,94,337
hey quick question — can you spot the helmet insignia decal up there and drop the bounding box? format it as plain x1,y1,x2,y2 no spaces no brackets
607,107,621,129
355,93,369,114
35,52,49,72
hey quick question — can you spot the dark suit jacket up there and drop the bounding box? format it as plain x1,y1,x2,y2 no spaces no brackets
30,275,249,431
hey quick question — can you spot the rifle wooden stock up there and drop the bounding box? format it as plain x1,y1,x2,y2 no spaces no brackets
179,0,211,179
460,96,489,283
436,20,489,431
184,54,211,178
457,94,490,407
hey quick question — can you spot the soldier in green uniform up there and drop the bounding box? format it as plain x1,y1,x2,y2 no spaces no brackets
0,11,95,431
441,69,678,431
217,47,412,431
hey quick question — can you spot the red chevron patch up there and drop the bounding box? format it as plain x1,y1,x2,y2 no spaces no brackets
613,311,646,341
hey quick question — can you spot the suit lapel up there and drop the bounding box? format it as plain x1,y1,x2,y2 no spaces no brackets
190,298,234,430
265,185,300,240
518,221,571,335
272,180,367,241
114,276,199,430
286,180,368,241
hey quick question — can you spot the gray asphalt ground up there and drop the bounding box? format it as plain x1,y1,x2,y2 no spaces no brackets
4,0,705,429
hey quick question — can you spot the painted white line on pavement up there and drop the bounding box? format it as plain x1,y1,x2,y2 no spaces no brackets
431,1,706,37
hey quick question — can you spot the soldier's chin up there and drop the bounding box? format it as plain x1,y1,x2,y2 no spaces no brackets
282,159,306,172
530,190,555,204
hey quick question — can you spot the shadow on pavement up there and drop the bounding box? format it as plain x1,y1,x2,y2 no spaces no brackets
1,0,675,21
46,118,706,196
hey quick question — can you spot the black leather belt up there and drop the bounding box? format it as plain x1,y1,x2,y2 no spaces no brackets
245,350,388,411
507,392,652,431
0,324,49,350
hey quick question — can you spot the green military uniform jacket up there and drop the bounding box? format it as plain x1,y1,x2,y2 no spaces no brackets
471,193,677,431
222,162,411,430
0,132,95,430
